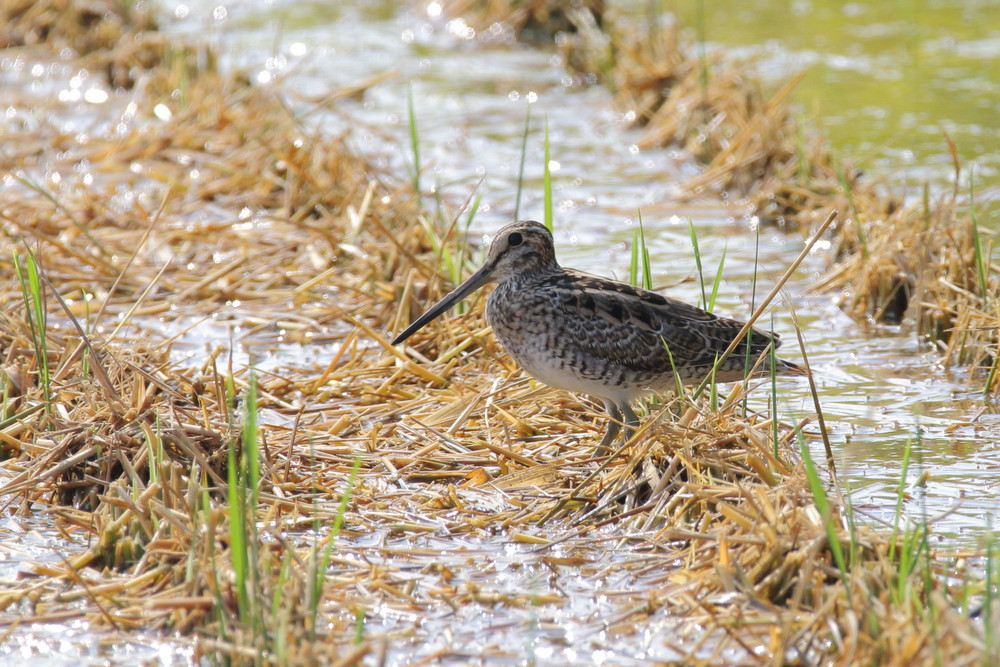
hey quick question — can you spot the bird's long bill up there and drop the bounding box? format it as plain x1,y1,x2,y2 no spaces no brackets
391,263,494,345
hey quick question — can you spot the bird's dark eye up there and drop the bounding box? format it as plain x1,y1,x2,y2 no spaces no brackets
508,232,523,247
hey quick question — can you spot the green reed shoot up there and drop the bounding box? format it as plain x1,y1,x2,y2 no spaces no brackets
838,164,867,260
986,524,997,664
889,436,914,564
983,341,1000,400
204,478,231,643
660,338,686,398
969,169,989,309
407,83,421,195
630,212,653,290
459,195,481,280
515,103,532,221
707,244,726,313
695,0,709,98
629,231,639,286
543,117,553,231
354,608,367,645
708,355,719,411
741,223,762,409
227,370,261,633
13,248,51,407
271,551,292,661
81,290,91,379
913,433,942,664
417,209,472,311
688,218,708,308
768,316,779,457
798,427,852,605
308,455,360,635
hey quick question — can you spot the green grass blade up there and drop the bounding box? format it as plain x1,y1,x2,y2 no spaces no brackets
407,83,421,195
798,428,852,605
543,117,553,231
889,436,913,563
630,228,640,286
13,249,51,407
311,456,361,625
769,317,779,457
969,168,989,309
986,523,997,664
514,103,532,221
226,425,249,622
660,337,686,398
688,218,707,308
707,244,727,312
638,212,652,290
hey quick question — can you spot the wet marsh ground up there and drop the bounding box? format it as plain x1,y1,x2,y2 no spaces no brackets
1,0,999,664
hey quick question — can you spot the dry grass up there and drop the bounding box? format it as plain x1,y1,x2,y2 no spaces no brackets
0,2,993,665
818,190,997,358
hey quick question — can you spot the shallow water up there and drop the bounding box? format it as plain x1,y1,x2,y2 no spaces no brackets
665,0,1000,203
4,0,1000,662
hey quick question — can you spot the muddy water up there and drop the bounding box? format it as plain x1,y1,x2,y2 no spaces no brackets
4,0,1000,662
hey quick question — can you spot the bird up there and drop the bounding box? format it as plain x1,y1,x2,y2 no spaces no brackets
392,220,805,454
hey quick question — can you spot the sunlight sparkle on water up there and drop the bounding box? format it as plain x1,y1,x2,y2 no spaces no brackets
446,18,475,40
84,88,108,104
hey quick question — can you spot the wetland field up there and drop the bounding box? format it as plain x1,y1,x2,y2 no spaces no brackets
0,1,998,664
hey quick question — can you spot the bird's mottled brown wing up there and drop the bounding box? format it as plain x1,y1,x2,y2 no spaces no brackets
550,270,780,377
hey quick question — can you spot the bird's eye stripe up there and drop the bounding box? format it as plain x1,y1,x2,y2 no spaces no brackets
508,232,523,247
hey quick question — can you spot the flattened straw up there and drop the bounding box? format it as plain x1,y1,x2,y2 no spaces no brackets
175,256,248,300
346,314,447,386
409,417,538,465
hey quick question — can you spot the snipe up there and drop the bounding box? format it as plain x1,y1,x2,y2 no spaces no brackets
392,221,805,453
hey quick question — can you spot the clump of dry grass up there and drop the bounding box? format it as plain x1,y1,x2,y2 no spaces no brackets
0,0,156,51
0,0,194,90
818,189,998,366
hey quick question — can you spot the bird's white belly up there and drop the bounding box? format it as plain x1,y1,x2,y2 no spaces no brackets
510,344,649,405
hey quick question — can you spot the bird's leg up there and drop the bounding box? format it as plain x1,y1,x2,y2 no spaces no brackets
620,402,640,444
596,400,623,456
